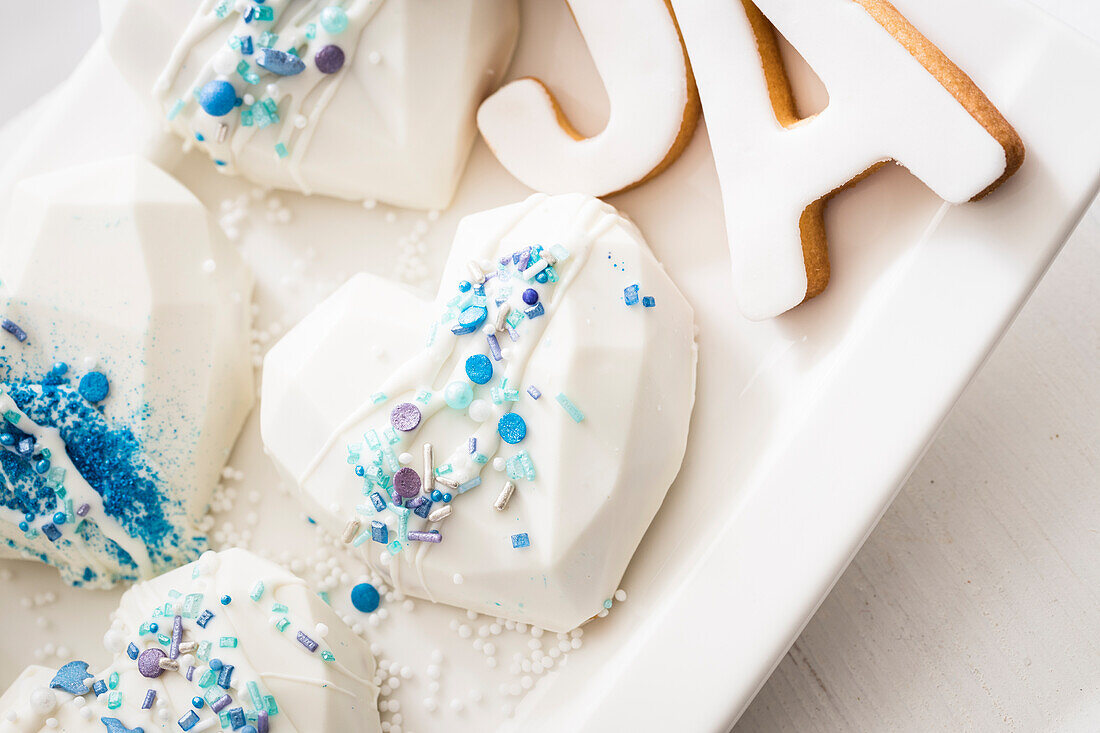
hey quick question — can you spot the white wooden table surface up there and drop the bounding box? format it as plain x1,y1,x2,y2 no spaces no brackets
1,2,1097,731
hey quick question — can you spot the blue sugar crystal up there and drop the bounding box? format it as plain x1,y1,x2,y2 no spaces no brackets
511,533,530,549
642,296,656,307
624,283,640,306
370,521,388,544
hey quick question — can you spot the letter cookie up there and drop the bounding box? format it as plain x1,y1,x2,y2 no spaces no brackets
670,0,1025,320
477,0,700,198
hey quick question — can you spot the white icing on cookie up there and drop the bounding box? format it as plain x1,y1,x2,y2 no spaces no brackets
103,0,520,209
477,0,698,198
0,549,381,733
261,193,697,632
670,0,1017,320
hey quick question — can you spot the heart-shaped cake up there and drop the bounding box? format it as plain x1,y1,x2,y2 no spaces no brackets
0,157,253,587
0,548,381,732
261,193,696,632
102,0,520,209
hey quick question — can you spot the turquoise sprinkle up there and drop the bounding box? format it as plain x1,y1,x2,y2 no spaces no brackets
107,691,122,709
271,602,288,613
108,671,119,690
604,598,613,609
555,393,585,422
264,696,279,715
305,22,317,39
247,681,264,711
197,640,212,661
387,539,403,555
274,142,289,159
220,636,238,648
435,464,453,476
167,99,185,121
321,650,335,662
371,392,387,405
250,580,265,601
458,476,482,494
274,617,290,632
259,31,278,48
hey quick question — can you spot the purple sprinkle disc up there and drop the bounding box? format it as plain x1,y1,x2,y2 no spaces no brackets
75,503,90,517
137,648,166,678
390,402,422,432
314,44,345,74
393,467,422,499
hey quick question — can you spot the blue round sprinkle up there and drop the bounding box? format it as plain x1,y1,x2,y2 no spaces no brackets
465,354,493,385
431,490,443,502
23,512,34,522
53,512,66,525
458,280,472,293
522,288,539,305
241,727,257,733
442,493,453,502
198,80,237,117
78,372,110,403
51,362,69,376
148,623,158,634
35,459,50,474
192,696,205,708
17,521,27,532
209,659,223,671
354,465,365,477
497,412,527,444
0,433,13,446
444,381,473,410
534,270,549,284
320,5,348,33
350,582,380,613
220,595,232,605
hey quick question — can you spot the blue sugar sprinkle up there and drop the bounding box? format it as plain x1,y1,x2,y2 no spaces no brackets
100,717,144,733
178,710,200,731
41,522,61,541
465,354,493,385
371,520,388,544
78,371,110,403
497,413,527,444
1,318,28,342
196,609,214,628
369,492,386,512
511,532,530,549
227,707,246,729
350,582,380,613
642,296,656,308
220,595,232,606
92,679,107,696
50,660,93,694
524,302,545,319
624,283,640,306
127,643,139,660
0,379,204,585
256,47,306,76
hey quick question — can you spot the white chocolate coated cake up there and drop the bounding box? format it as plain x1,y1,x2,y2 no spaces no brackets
0,548,381,732
0,157,254,587
261,193,697,632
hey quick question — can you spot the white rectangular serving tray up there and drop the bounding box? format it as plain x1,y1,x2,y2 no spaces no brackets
0,0,1098,731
